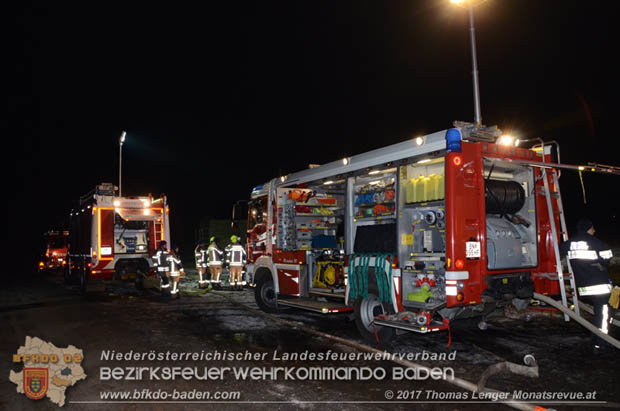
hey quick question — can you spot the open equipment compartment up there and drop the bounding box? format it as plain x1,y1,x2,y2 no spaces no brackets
276,182,346,295
398,157,447,310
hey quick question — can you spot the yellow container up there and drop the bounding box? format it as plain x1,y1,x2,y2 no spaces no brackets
437,173,445,200
415,176,428,203
406,178,415,203
427,174,438,201
429,174,445,200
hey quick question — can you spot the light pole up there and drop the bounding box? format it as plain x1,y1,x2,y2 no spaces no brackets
119,131,126,197
451,0,483,126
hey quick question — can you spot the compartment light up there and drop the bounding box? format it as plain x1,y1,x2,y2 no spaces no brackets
415,137,424,146
342,157,350,166
417,159,431,164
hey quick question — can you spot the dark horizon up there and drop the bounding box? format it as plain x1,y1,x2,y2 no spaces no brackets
9,1,620,270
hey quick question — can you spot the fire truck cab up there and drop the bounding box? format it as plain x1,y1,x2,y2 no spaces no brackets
66,183,171,294
245,123,571,342
39,229,69,272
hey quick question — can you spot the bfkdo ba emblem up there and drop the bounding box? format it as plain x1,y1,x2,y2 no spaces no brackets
23,368,48,400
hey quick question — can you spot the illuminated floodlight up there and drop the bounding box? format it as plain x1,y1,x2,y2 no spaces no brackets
497,135,515,146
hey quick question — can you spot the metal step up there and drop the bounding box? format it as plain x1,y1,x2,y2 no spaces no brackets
277,296,352,313
309,289,345,299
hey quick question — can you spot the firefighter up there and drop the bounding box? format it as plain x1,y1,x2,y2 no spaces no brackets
560,218,614,354
207,237,224,289
153,241,171,296
225,235,247,290
194,241,209,289
168,246,184,299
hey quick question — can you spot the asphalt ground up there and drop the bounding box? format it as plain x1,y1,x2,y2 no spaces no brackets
1,269,618,411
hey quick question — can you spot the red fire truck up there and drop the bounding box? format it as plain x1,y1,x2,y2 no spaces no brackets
242,122,618,342
39,229,69,272
66,183,171,294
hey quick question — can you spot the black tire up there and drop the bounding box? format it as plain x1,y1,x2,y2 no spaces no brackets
63,262,73,284
354,293,395,344
254,275,277,313
135,274,145,291
79,267,88,296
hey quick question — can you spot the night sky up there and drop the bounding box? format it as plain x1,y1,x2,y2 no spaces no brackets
9,1,619,270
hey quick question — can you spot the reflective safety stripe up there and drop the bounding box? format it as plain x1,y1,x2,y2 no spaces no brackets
567,250,598,260
241,281,247,285
446,286,457,296
170,273,180,277
161,284,170,288
602,305,609,335
198,280,208,284
569,241,589,251
578,284,612,296
599,249,613,259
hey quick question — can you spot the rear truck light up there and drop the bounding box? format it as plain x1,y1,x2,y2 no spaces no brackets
455,259,465,270
452,156,462,166
457,292,465,302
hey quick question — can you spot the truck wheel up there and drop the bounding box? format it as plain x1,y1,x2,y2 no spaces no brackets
255,276,277,312
135,274,145,291
79,268,88,296
63,263,73,284
354,293,395,344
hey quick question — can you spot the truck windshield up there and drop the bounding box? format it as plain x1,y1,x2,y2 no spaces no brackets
48,237,67,249
248,199,264,230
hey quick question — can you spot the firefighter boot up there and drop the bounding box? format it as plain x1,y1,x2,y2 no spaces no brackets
198,271,208,289
160,273,171,297
171,280,179,299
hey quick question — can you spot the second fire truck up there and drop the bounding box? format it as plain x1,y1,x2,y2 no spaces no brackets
66,183,171,294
